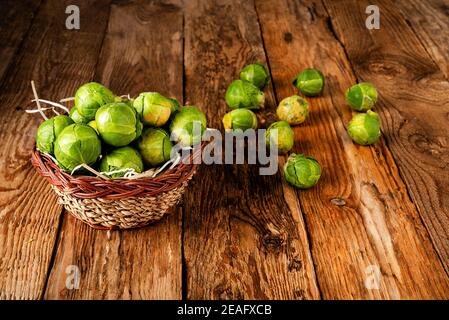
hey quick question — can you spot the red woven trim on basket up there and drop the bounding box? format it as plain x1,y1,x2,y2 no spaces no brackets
31,143,204,200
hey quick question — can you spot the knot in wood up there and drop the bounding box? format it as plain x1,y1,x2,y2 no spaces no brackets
331,197,346,206
263,233,284,248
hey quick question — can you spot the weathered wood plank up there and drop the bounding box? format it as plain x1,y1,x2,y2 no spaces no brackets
0,0,111,299
256,0,449,299
183,0,321,300
323,0,449,276
44,0,184,300
394,0,449,79
0,0,42,82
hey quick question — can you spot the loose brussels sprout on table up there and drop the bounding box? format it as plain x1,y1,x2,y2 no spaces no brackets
69,107,89,124
284,153,321,189
225,80,265,110
276,95,309,125
292,68,325,97
100,146,144,178
133,92,179,127
265,121,294,154
222,109,258,131
347,110,381,145
54,124,101,172
36,115,74,154
239,63,269,89
345,82,378,111
138,128,173,167
169,106,207,147
95,102,143,147
74,82,116,120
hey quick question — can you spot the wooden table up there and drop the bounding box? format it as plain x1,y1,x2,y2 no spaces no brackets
1,0,449,300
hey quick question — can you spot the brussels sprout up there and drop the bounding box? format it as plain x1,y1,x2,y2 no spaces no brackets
169,106,207,146
345,82,378,111
54,124,101,171
225,80,265,110
222,109,258,131
276,95,309,125
138,128,173,167
36,115,74,155
292,68,325,97
74,82,115,120
284,153,321,189
133,92,179,127
95,102,143,147
347,110,381,145
239,63,269,89
265,121,294,154
100,146,144,178
69,107,89,124
88,120,98,134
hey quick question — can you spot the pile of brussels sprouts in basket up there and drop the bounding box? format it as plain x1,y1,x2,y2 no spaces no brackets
223,63,381,190
36,82,207,178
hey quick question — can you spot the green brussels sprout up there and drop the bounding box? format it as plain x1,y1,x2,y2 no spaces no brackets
36,115,74,155
284,153,321,189
292,68,325,97
100,146,144,178
69,107,89,124
169,106,207,146
276,95,309,125
347,110,381,145
74,82,116,120
222,109,258,131
345,82,378,111
54,124,101,171
239,63,269,89
265,121,294,154
138,128,173,167
225,80,265,110
133,92,179,127
95,102,143,147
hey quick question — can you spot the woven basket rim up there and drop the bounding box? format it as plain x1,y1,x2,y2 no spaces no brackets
31,144,203,200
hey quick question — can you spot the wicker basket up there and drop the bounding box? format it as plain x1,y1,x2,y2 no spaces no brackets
31,147,202,230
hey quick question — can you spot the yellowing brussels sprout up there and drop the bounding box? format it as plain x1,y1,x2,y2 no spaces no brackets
239,63,269,89
95,102,143,147
276,95,309,125
169,106,207,146
347,110,381,145
345,82,378,111
70,107,89,124
138,128,173,167
292,68,325,97
225,80,265,110
88,120,98,134
74,82,115,120
222,109,258,131
265,121,294,154
100,146,144,178
54,124,101,171
284,153,321,189
133,92,179,127
36,115,74,155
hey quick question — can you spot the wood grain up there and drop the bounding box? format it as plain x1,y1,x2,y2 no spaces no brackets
323,0,449,275
44,0,184,299
256,0,449,299
0,0,41,82
183,0,320,300
0,0,111,299
394,0,449,79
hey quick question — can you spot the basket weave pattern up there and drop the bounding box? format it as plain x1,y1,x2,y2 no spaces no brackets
31,148,200,230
